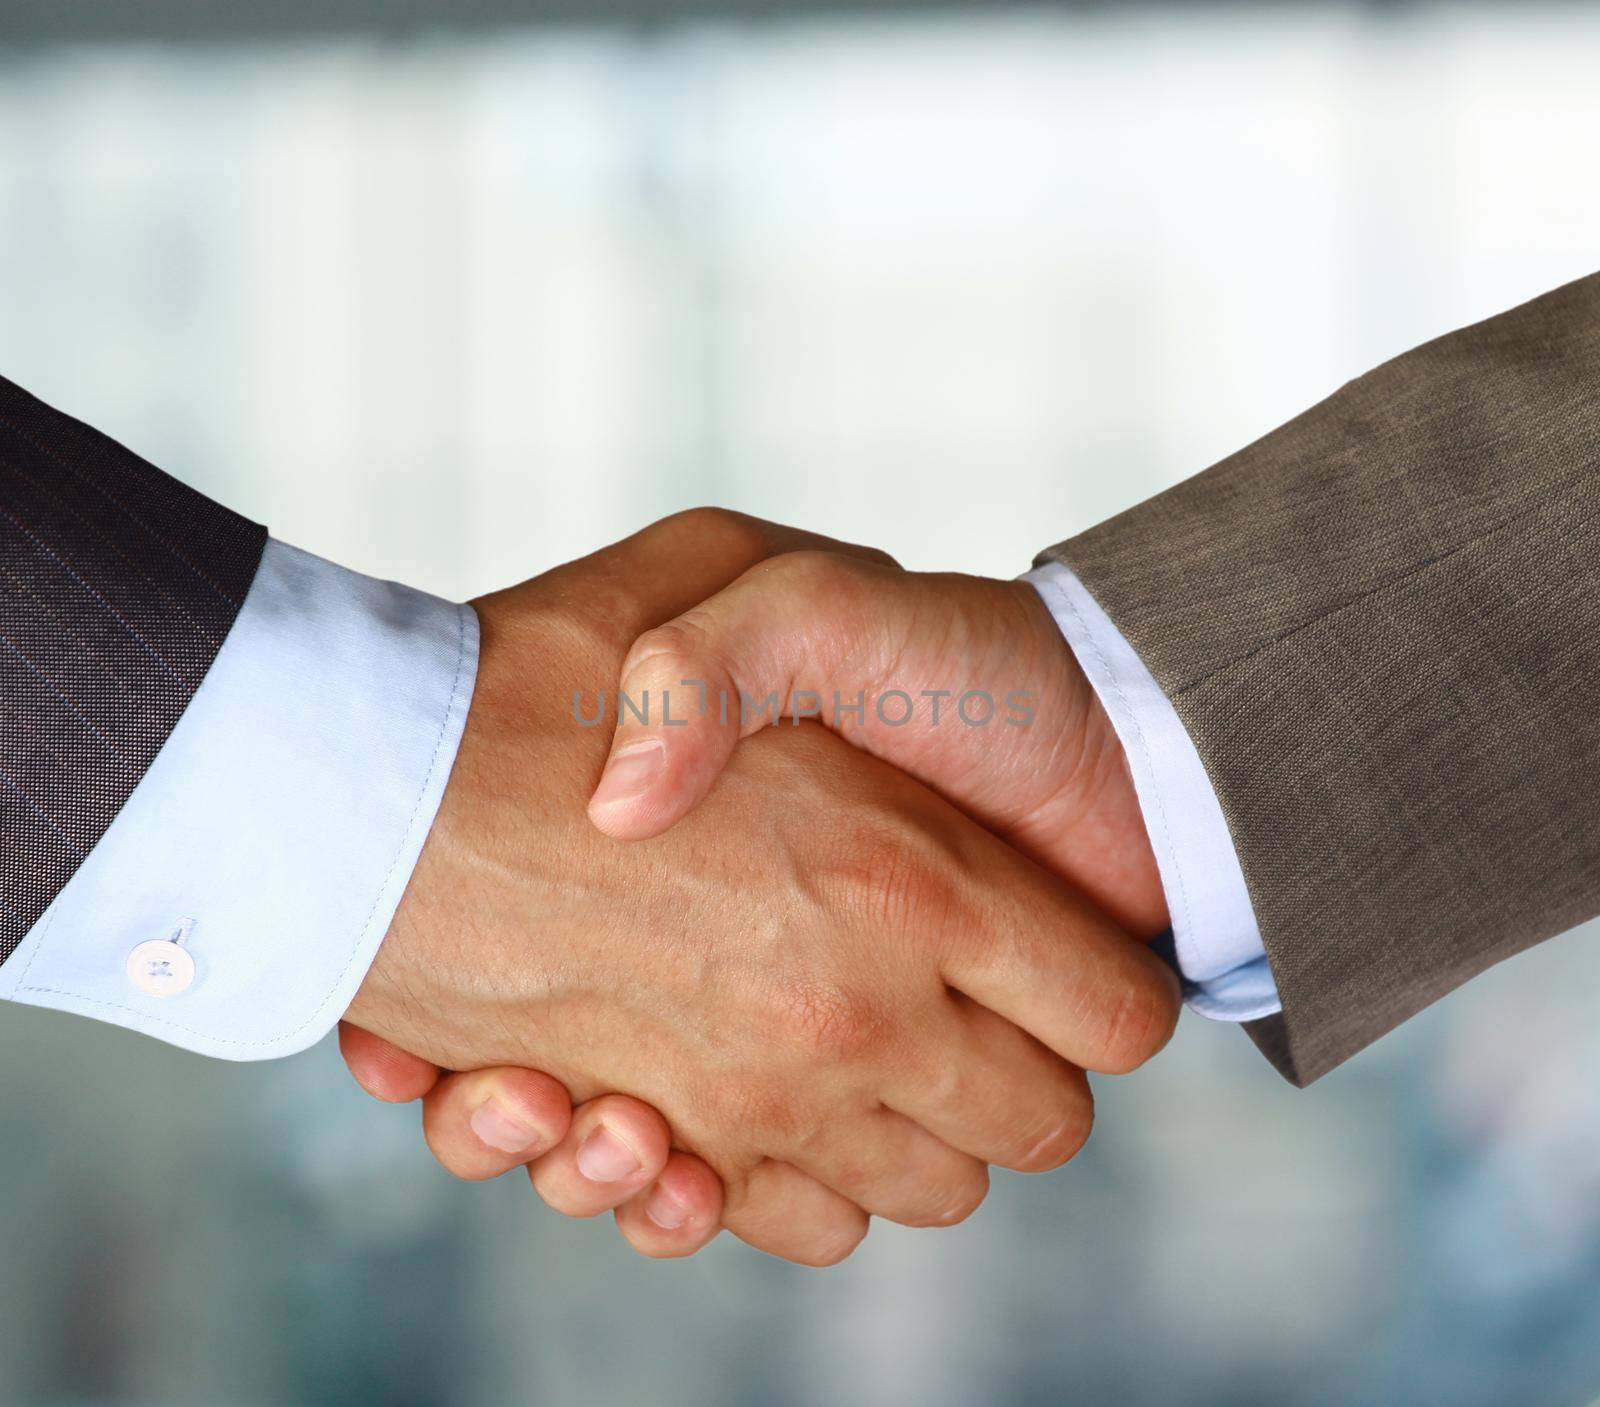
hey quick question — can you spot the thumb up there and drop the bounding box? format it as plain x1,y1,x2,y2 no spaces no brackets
587,550,903,840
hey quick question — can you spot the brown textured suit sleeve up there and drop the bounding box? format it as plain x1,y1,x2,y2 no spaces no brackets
1039,271,1600,1087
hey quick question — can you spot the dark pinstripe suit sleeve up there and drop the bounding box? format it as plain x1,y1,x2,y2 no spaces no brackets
0,374,266,965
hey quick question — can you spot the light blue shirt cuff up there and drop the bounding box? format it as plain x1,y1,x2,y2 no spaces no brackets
1023,561,1280,1022
0,539,479,1059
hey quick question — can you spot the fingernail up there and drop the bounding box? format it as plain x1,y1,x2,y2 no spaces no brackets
576,1126,642,1183
470,1099,541,1155
591,741,665,809
645,1184,690,1230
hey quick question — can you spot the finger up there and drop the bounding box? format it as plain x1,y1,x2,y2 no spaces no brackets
786,1107,990,1229
613,1151,726,1259
421,1068,574,1180
527,1093,674,1218
339,1022,443,1104
939,835,1182,1075
533,507,897,648
721,1159,870,1268
887,994,1096,1174
589,551,900,840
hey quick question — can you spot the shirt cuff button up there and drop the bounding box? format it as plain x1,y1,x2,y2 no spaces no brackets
126,939,196,997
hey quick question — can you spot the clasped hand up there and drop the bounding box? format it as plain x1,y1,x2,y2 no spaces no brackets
339,510,1178,1265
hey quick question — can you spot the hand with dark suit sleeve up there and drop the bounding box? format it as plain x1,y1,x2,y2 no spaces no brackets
0,373,727,1253
0,394,1177,1267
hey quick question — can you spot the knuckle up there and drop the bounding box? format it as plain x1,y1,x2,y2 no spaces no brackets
814,1154,874,1202
905,1166,990,1228
798,1214,870,1268
1093,971,1181,1074
766,549,863,603
918,1051,977,1114
623,617,712,679
659,506,769,559
1010,1098,1095,1173
857,835,931,933
826,818,964,938
769,978,888,1065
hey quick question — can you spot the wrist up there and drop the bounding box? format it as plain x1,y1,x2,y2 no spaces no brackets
1010,577,1169,938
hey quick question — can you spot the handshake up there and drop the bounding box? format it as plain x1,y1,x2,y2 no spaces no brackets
7,277,1577,1269
339,508,1181,1266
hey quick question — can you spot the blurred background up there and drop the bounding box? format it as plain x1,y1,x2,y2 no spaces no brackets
1,1,1599,1404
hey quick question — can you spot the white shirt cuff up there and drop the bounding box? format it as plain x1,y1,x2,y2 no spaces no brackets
0,539,478,1059
1023,561,1279,1022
